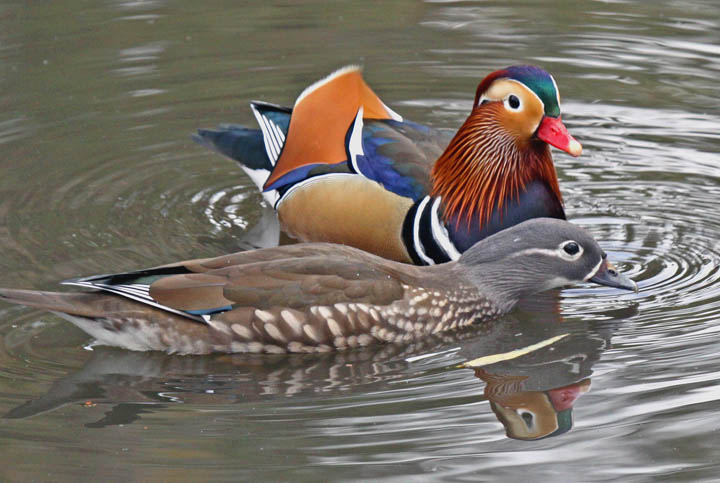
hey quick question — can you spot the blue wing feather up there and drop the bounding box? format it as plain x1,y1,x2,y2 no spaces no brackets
354,119,452,201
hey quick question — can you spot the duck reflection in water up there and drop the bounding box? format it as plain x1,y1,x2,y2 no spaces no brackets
478,369,590,440
458,295,637,440
4,294,637,440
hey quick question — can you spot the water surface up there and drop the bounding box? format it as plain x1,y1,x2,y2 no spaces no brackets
1,1,720,481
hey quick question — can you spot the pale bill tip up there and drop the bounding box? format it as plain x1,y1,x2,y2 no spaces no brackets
568,139,583,157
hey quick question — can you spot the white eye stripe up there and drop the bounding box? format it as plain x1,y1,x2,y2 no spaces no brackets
477,93,523,111
509,247,568,259
513,79,545,111
509,242,584,261
476,79,542,111
549,73,561,108
477,95,491,106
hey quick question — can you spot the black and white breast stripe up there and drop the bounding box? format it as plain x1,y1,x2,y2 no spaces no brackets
402,196,461,265
61,280,208,323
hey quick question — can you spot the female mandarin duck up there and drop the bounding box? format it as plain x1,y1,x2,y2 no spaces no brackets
196,65,582,264
0,219,636,355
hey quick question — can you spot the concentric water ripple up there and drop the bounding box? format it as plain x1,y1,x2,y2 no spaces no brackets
3,0,720,477
554,104,720,335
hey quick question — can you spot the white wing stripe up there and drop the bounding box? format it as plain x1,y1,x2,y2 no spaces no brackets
263,117,282,156
115,283,150,295
61,281,206,323
258,115,280,161
251,104,281,163
348,107,365,176
270,118,285,142
381,100,403,122
259,119,278,161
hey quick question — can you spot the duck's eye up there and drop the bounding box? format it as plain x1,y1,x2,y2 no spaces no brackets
563,242,580,255
518,410,535,428
505,94,521,111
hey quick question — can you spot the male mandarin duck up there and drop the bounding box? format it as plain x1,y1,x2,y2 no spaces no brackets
0,219,636,355
195,65,582,264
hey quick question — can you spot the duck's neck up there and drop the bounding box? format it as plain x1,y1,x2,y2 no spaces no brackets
456,258,539,313
430,105,563,228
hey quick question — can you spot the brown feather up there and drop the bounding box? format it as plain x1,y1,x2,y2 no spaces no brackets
149,273,233,311
163,255,409,310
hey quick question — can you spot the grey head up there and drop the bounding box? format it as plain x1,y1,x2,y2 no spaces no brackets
458,218,636,311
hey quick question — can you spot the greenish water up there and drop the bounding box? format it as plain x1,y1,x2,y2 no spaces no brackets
1,1,720,481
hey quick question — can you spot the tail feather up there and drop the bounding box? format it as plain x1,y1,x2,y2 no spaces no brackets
194,125,272,172
0,288,109,318
194,124,280,206
194,101,292,208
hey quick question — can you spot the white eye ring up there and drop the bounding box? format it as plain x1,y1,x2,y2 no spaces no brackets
559,240,583,260
504,94,522,112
